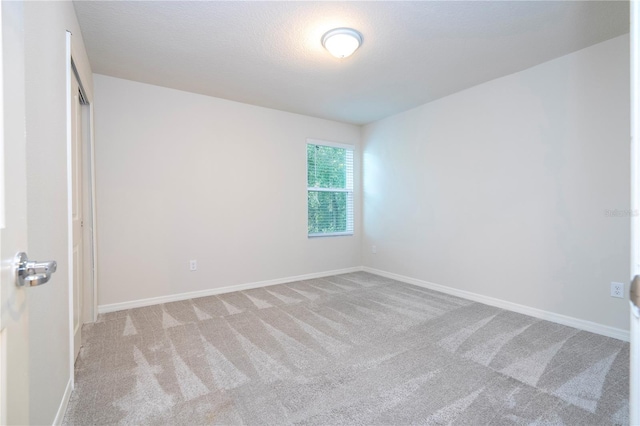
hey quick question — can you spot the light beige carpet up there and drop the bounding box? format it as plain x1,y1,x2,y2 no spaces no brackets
63,272,629,425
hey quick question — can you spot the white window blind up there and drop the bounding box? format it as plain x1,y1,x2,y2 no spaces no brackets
307,140,354,237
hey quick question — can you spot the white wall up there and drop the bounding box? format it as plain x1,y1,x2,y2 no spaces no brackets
362,35,630,332
94,75,362,307
24,1,93,424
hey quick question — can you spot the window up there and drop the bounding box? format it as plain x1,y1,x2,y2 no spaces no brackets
307,139,354,237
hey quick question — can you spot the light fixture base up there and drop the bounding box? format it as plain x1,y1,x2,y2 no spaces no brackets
321,27,363,59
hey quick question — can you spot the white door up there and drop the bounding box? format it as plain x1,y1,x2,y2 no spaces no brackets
71,70,83,361
631,1,640,423
0,1,30,424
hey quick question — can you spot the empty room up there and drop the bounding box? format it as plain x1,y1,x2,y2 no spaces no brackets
1,0,638,425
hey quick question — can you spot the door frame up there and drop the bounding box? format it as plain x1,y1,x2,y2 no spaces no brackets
66,31,97,386
631,1,639,423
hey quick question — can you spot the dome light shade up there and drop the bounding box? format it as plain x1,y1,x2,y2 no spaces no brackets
321,28,363,59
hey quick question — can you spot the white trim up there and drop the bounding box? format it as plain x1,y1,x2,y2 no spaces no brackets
363,267,630,342
52,378,72,426
630,1,640,423
308,187,351,193
98,266,363,314
306,138,354,150
633,0,640,280
89,102,98,323
308,232,354,238
0,0,4,232
97,264,629,341
0,330,6,426
64,29,74,392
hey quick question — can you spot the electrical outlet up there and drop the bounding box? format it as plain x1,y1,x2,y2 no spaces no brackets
189,260,197,271
372,245,377,254
611,282,624,298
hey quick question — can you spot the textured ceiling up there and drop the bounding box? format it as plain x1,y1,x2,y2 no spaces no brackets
74,1,629,125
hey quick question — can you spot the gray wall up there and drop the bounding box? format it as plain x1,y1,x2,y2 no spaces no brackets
93,75,362,307
362,35,630,332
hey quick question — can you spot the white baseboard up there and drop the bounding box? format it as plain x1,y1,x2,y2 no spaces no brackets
53,378,72,425
98,266,363,314
363,267,630,342
97,264,629,342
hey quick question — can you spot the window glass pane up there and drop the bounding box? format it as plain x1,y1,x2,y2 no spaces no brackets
308,191,348,234
307,144,347,189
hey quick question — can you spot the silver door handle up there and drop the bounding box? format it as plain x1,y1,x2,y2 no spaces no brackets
631,275,640,318
15,252,57,287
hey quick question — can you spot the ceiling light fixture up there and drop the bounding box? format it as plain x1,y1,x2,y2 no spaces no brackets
321,28,363,59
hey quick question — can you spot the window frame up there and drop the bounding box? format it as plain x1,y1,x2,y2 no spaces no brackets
306,138,355,238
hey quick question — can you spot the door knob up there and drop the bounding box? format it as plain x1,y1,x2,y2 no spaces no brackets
15,252,57,287
631,275,640,318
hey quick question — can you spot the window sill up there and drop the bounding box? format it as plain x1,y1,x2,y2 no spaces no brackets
308,232,354,238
